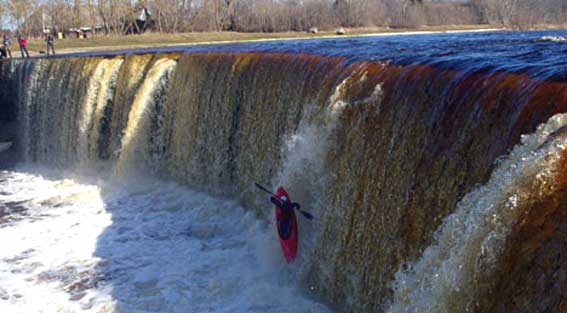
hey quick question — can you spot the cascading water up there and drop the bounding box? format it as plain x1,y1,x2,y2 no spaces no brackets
108,54,155,159
387,113,567,312
3,31,567,313
114,57,177,176
16,60,43,163
83,59,124,166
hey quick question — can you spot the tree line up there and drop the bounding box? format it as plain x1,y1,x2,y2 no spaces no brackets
1,0,566,37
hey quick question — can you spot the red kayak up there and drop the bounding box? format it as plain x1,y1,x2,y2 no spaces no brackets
274,187,298,263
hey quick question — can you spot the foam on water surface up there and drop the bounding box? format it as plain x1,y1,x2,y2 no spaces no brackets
0,168,331,313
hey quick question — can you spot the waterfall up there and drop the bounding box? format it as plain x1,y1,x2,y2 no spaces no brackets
6,51,567,312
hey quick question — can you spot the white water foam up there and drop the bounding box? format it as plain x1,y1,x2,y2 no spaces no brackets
0,168,331,313
539,35,567,42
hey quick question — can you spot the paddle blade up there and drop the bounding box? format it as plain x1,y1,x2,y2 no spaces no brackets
299,210,314,220
254,182,275,196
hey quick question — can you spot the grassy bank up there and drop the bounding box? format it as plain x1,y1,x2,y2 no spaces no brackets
4,25,501,58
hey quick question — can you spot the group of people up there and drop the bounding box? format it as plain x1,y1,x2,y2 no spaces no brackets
1,34,56,59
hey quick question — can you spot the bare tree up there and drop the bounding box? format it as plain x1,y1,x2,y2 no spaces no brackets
3,0,37,35
5,0,567,35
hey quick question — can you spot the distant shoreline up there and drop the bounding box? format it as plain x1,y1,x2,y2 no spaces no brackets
7,24,564,58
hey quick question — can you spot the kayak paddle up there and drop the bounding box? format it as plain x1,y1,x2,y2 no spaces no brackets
254,182,314,220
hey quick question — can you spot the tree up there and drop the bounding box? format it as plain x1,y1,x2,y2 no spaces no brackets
2,0,567,35
3,0,36,35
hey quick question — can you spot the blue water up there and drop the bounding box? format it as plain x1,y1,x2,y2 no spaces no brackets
66,30,567,79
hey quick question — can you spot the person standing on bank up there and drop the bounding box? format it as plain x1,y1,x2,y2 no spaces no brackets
18,35,29,58
3,35,12,58
46,34,55,56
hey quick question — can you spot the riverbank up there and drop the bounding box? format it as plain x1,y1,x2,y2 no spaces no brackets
10,25,500,58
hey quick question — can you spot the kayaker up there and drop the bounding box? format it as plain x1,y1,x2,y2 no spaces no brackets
270,195,300,239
